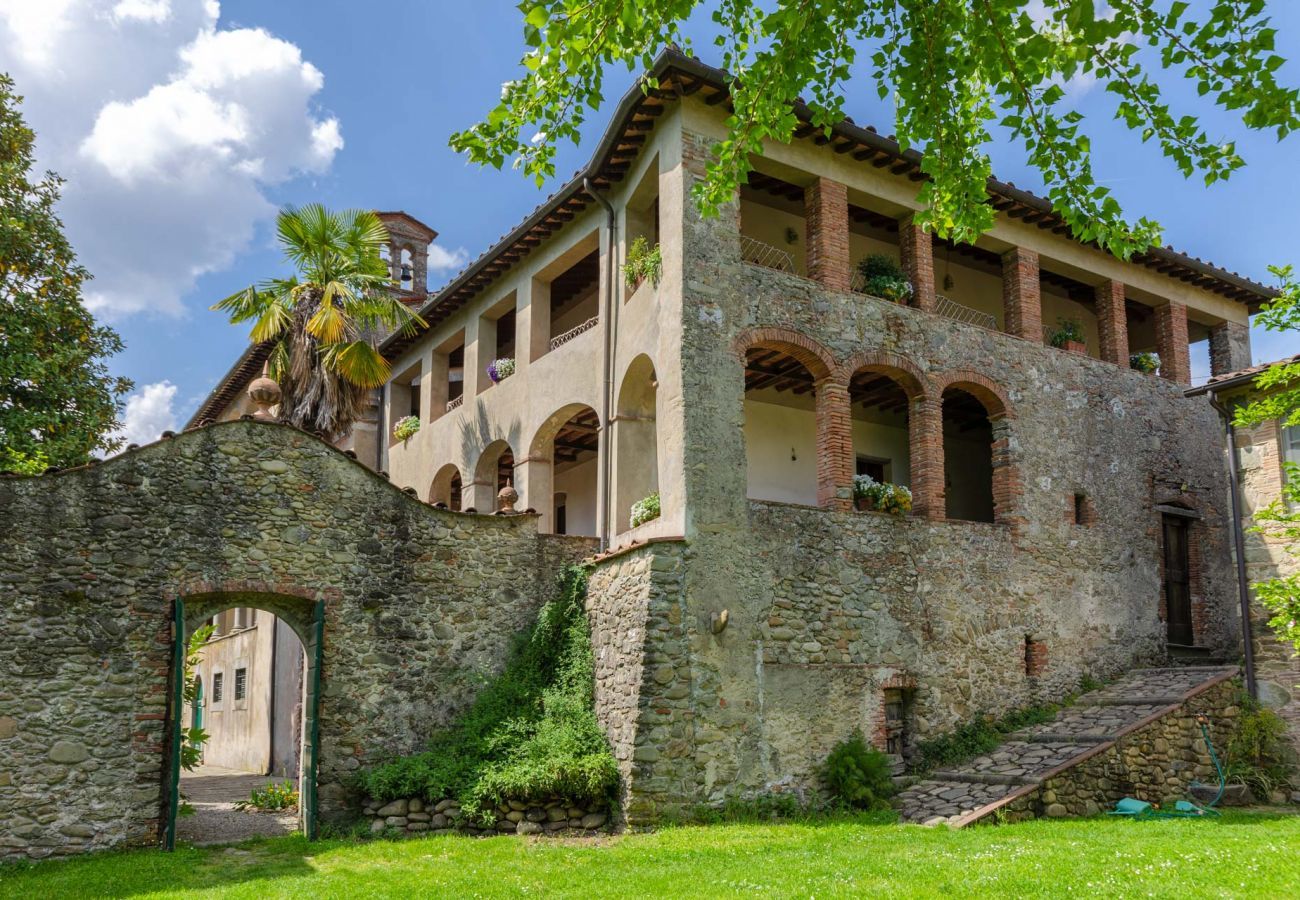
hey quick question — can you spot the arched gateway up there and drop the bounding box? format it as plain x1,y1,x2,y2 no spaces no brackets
0,420,594,860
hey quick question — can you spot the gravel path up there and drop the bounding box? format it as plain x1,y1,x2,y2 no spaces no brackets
176,765,299,846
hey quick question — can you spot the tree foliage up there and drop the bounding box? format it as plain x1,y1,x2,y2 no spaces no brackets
452,1,1298,259
0,73,130,470
214,205,424,440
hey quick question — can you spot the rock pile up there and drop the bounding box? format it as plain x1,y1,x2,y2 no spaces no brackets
361,796,609,836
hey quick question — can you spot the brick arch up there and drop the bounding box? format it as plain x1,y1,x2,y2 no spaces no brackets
732,326,837,383
838,350,929,401
933,371,1014,421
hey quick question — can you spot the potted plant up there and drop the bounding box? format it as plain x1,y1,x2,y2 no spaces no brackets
630,491,661,527
393,415,420,442
1129,351,1160,375
855,255,913,303
852,475,913,516
486,357,516,383
1049,318,1087,353
622,236,663,290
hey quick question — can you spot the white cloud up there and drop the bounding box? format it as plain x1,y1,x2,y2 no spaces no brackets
113,381,179,446
0,1,341,316
427,244,471,275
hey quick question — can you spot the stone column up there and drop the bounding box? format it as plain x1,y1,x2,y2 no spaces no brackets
1155,301,1191,384
990,416,1023,532
1001,247,1042,341
1095,279,1129,366
815,378,853,510
909,395,944,520
804,177,850,292
1209,320,1252,376
514,454,554,529
425,350,449,422
898,214,936,312
466,313,494,397
468,476,498,513
519,277,551,367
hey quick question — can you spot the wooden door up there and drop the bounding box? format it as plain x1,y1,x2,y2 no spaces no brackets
1162,515,1193,645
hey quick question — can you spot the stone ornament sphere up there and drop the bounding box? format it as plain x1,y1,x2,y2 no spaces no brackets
497,482,519,513
248,376,282,420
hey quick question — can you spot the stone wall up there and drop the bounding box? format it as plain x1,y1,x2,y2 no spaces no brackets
0,420,594,861
998,675,1240,821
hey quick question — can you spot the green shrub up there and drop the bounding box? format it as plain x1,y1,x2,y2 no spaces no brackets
630,491,660,527
820,732,895,811
622,236,663,288
356,566,618,824
913,701,1065,774
235,781,299,812
1223,695,1294,800
856,254,912,302
1048,317,1086,347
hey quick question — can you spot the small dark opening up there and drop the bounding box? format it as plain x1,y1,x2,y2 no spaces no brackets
1073,492,1086,525
1024,635,1033,675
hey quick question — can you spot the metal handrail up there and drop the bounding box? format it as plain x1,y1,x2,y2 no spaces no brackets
446,395,463,412
740,235,796,273
549,316,599,351
935,295,998,331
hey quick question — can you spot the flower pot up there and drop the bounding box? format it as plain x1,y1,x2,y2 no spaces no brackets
854,496,874,512
1062,339,1086,354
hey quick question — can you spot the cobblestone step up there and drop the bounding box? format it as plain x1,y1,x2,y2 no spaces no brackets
896,665,1237,827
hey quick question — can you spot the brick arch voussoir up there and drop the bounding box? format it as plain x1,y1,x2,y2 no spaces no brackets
935,371,1014,421
732,326,837,383
837,350,929,401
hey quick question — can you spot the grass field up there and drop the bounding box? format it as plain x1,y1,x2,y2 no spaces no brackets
2,811,1299,898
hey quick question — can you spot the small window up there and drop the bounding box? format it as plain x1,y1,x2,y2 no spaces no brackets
234,667,247,701
212,672,224,704
856,457,887,483
1285,424,1300,466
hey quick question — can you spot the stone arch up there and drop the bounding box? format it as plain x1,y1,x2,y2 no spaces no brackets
429,463,463,510
614,354,660,533
837,350,928,401
732,326,836,382
935,374,1018,525
525,402,601,535
844,352,928,513
471,439,516,512
931,370,1013,421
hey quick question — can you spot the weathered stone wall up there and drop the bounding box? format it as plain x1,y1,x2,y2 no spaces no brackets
660,126,1240,807
0,420,593,860
998,675,1240,820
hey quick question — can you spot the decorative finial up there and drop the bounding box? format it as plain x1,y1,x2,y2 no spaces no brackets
247,375,282,421
497,479,519,513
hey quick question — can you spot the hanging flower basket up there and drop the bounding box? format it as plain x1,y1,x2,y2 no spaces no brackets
487,357,516,383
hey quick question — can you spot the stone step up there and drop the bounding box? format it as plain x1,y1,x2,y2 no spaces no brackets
896,779,1017,826
930,770,1036,786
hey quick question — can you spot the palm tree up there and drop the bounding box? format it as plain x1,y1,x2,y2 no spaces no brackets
214,205,424,440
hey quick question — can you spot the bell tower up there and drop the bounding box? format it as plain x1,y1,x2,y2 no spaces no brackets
376,211,438,297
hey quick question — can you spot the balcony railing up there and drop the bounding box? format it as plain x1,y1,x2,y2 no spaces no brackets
740,235,796,273
935,295,998,331
446,395,463,412
549,316,599,351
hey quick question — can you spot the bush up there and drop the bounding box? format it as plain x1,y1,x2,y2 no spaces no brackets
356,566,618,824
622,236,663,288
1048,318,1085,347
1223,696,1294,800
235,781,299,812
820,732,895,811
630,491,661,527
912,702,1065,774
856,254,912,303
1129,351,1160,374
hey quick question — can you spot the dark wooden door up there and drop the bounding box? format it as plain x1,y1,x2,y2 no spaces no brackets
1162,515,1193,645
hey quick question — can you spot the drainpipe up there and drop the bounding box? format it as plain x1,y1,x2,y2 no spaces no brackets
268,615,279,777
375,386,387,473
585,176,616,552
1208,391,1258,699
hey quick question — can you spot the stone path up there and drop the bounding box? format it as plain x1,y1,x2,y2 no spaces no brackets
176,765,299,846
896,667,1236,827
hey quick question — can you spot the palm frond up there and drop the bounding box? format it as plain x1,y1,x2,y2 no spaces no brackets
211,286,262,322
250,300,292,343
266,341,290,384
306,287,347,344
322,340,391,389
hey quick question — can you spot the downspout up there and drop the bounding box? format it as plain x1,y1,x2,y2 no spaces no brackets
585,176,617,552
1208,391,1258,699
375,386,387,473
268,615,279,776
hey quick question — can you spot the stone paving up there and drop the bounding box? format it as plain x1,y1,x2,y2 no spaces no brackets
897,667,1237,826
176,765,299,846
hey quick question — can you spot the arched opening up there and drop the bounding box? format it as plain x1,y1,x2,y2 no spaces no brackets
942,386,996,522
528,404,600,536
744,346,821,504
167,592,322,848
848,367,914,508
614,355,659,533
472,440,516,511
429,463,463,511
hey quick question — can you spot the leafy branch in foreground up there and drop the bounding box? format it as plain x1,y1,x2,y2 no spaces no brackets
452,1,1298,259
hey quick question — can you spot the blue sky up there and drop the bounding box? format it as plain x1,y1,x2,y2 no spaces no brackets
2,1,1297,440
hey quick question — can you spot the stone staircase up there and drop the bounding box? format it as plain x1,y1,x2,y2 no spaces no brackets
896,666,1239,827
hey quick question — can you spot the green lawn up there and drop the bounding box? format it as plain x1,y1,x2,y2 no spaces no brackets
3,812,1299,899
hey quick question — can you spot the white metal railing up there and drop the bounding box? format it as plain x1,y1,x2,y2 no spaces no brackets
446,395,463,412
740,235,796,273
549,315,599,351
936,295,998,331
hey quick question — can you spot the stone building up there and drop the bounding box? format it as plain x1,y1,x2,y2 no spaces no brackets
1188,354,1300,757
0,50,1280,860
190,50,1274,815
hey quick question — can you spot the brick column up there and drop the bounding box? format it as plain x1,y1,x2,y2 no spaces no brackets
1155,301,1191,384
1001,247,1042,341
804,177,850,292
899,214,936,312
815,378,853,510
1095,279,1129,366
909,395,944,520
1209,320,1252,376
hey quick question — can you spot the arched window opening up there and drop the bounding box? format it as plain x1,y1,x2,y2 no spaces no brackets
496,448,515,494
528,405,600,536
849,369,911,508
614,355,659,533
942,386,995,522
429,464,463,511
744,347,818,504
399,248,414,291
472,440,516,512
